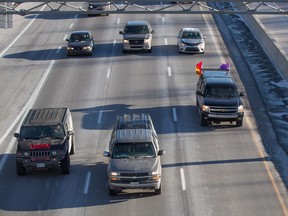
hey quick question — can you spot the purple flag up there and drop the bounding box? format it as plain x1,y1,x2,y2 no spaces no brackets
219,63,230,70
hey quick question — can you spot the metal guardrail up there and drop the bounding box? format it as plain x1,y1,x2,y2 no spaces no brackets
0,1,287,15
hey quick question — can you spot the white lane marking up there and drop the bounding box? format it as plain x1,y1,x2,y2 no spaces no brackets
56,47,61,54
167,66,172,77
165,38,168,45
173,108,177,122
107,69,111,78
69,23,74,29
180,168,186,191
0,60,56,173
0,5,46,57
117,18,120,25
84,172,91,194
162,16,165,23
113,39,116,47
98,110,103,124
63,34,68,41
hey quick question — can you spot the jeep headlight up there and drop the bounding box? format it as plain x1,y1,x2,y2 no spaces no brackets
238,105,244,113
123,39,129,44
23,152,29,157
67,47,74,51
202,105,210,112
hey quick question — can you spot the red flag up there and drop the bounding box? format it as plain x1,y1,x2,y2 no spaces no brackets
195,61,203,76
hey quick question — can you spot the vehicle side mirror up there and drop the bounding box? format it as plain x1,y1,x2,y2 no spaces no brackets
68,130,74,136
239,92,245,96
14,133,19,138
151,30,154,34
119,31,123,34
203,36,207,39
196,91,202,96
158,150,165,156
103,150,110,157
66,39,70,42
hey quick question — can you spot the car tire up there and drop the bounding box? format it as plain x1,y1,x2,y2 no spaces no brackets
122,49,127,54
109,187,118,196
155,185,162,195
200,114,208,126
16,161,26,176
148,47,152,53
236,119,243,127
60,153,70,174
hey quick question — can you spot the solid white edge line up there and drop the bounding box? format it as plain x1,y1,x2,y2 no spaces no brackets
180,168,186,191
84,172,91,194
69,23,74,29
0,5,46,58
0,60,55,173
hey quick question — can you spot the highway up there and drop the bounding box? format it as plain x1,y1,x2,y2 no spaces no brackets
0,2,287,216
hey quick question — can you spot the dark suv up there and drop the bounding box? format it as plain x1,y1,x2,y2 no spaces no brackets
14,108,75,175
196,69,244,127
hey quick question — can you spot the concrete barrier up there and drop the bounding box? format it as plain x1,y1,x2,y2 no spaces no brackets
235,2,288,81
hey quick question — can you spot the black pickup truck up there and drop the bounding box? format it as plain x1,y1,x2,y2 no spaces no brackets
196,69,245,127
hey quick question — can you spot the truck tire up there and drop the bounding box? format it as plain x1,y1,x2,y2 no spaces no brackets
69,135,75,155
16,161,26,176
60,153,70,174
155,185,162,195
236,119,243,127
109,187,118,196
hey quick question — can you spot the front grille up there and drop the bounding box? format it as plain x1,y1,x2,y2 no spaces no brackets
129,39,144,45
185,47,199,51
120,172,149,177
210,106,237,114
30,151,51,157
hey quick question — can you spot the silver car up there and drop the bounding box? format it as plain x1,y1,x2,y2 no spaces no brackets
177,27,206,53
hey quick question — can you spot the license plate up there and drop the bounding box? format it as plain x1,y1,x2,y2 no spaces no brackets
36,163,45,168
130,182,139,186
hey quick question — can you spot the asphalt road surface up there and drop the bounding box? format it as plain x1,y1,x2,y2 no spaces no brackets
0,2,287,216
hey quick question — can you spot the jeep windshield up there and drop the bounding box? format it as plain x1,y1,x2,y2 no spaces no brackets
19,125,65,139
124,26,149,34
205,86,238,98
112,142,157,159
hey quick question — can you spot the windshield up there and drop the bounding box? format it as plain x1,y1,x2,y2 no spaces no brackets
205,86,238,98
182,31,201,39
69,33,90,42
112,142,157,159
124,25,149,34
20,125,65,139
